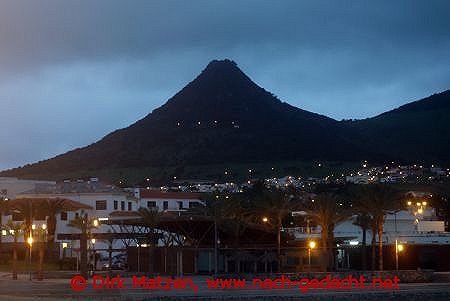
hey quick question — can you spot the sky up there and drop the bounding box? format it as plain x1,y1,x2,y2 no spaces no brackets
0,0,449,170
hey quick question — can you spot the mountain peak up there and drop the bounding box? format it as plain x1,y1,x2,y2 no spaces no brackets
197,59,249,83
151,59,274,121
204,59,238,70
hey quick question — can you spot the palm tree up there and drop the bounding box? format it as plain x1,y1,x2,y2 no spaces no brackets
137,207,161,274
68,210,98,278
8,199,36,266
0,197,10,252
195,193,231,274
2,220,24,280
40,198,68,260
254,185,301,272
429,183,450,231
221,194,254,273
352,213,372,270
304,192,350,271
349,184,402,271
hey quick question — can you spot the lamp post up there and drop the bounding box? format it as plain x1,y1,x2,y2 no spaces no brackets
308,241,316,269
61,242,68,270
214,195,220,276
27,236,33,280
137,242,140,273
37,224,47,280
395,239,404,270
91,238,96,273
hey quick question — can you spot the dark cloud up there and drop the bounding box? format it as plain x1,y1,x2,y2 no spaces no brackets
0,0,449,169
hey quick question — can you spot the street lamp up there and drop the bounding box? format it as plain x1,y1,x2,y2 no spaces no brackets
262,217,269,223
308,240,316,268
90,238,96,273
395,239,404,270
27,236,33,280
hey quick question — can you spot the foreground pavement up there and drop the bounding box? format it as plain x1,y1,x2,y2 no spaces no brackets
0,274,450,301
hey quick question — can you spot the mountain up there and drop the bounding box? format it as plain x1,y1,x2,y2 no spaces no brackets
1,60,449,183
346,90,450,164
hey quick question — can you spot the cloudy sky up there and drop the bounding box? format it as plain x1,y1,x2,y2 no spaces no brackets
0,0,449,170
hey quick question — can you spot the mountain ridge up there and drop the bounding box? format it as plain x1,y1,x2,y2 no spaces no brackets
1,59,449,183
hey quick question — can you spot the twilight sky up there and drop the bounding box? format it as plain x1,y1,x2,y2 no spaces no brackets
0,0,449,170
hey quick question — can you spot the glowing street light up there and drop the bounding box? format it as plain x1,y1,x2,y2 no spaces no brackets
308,240,316,267
395,239,405,270
27,236,34,281
93,219,99,227
262,217,269,223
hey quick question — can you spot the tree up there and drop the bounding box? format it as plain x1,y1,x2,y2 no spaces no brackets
352,213,372,270
68,211,98,278
1,220,23,280
198,192,254,273
196,193,231,274
40,198,68,260
137,207,161,274
429,183,450,231
349,184,403,270
304,192,350,271
223,194,254,273
0,197,10,252
253,184,301,272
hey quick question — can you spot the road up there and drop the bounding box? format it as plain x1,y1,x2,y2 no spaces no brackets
0,275,449,301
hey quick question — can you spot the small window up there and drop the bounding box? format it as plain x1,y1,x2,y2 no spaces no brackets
60,212,68,221
163,201,168,210
128,202,132,211
177,201,183,210
113,200,118,210
189,202,200,209
96,200,107,210
121,201,125,211
147,201,156,208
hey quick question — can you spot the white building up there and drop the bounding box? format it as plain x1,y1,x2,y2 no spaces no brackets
1,180,137,261
137,189,204,212
291,207,449,246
